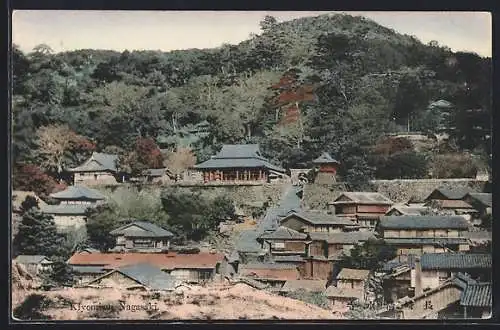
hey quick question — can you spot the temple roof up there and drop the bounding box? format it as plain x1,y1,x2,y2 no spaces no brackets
68,152,118,173
193,144,285,173
312,152,340,164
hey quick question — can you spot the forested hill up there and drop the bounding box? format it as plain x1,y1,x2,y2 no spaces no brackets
12,13,491,193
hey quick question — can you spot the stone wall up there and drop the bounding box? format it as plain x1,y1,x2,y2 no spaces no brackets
302,183,348,210
96,183,287,217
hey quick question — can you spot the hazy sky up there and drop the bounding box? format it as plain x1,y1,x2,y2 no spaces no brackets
12,11,492,57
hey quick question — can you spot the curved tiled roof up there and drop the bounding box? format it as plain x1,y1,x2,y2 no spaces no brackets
312,152,339,164
68,152,118,172
50,185,106,200
109,221,174,237
421,253,491,270
259,226,307,240
460,283,492,307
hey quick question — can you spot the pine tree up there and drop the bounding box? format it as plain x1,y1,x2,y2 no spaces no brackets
13,207,65,258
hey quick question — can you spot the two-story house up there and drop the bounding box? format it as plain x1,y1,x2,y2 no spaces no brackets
307,231,376,260
40,185,106,231
379,215,471,257
68,152,122,185
258,226,308,259
279,211,357,234
329,192,393,229
324,268,370,307
414,253,491,292
109,220,174,252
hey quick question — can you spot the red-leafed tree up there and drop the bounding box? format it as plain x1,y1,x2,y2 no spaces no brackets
124,137,164,176
12,164,60,198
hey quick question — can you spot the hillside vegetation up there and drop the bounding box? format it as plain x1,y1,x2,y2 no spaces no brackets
12,13,491,193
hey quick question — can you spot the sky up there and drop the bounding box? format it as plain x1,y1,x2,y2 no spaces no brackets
11,11,492,57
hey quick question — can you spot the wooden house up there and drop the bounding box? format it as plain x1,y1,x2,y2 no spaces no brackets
68,152,122,185
312,152,340,184
84,263,179,291
379,215,471,256
324,268,370,306
415,253,491,292
278,279,327,294
299,257,336,281
381,273,491,319
329,192,393,229
238,263,300,289
279,211,356,234
140,168,173,184
385,203,427,217
258,226,308,258
462,193,492,226
193,144,287,184
40,185,106,232
109,220,174,252
67,251,224,284
13,255,53,275
307,231,376,260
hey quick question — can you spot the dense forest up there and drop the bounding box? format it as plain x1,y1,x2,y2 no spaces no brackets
12,13,492,194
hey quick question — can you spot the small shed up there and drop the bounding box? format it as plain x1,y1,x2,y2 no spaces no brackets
13,255,53,275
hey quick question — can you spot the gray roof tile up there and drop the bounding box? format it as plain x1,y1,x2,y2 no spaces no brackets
115,263,178,290
282,211,354,226
259,226,308,240
383,237,469,245
426,188,473,200
50,185,106,200
421,253,491,270
460,283,492,307
193,144,285,172
41,204,94,215
308,231,376,244
312,152,339,164
14,255,51,264
69,152,118,172
71,266,106,274
331,192,393,205
379,215,470,229
110,221,174,237
466,193,492,208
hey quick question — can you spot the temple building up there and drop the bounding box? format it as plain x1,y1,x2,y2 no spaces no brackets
193,144,287,184
68,152,121,185
312,152,340,184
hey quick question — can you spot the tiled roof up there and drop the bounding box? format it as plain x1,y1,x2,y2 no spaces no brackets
112,263,178,290
193,144,285,172
272,255,306,263
280,280,327,293
428,199,475,209
323,286,364,299
383,237,469,245
308,231,376,244
382,255,417,272
68,152,118,172
50,185,106,200
281,211,354,226
331,192,393,205
259,226,307,240
336,268,370,280
385,204,427,216
40,204,94,215
110,221,174,237
421,253,491,270
239,264,300,281
14,255,51,264
465,193,492,208
241,263,298,270
67,252,224,270
460,283,492,307
426,188,473,200
379,215,469,229
312,152,339,164
235,230,265,254
71,265,106,274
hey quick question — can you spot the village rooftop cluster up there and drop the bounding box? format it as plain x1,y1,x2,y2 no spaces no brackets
12,142,492,320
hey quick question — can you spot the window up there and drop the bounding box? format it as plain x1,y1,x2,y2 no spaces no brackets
94,174,98,180
273,242,285,249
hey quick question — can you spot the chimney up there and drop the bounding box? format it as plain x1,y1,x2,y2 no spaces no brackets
414,256,423,296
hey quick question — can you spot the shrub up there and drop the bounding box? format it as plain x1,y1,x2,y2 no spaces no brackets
13,294,52,320
286,289,330,309
372,150,429,179
428,153,478,178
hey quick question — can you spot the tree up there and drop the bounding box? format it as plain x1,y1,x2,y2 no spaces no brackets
12,164,59,198
85,204,119,252
428,153,478,178
164,147,197,181
338,238,397,271
13,207,65,258
34,124,89,178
